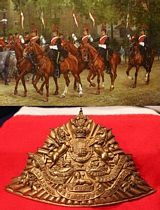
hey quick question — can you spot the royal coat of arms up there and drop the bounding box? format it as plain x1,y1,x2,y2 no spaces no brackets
5,108,156,206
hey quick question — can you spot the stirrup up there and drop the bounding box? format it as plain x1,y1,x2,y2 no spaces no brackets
106,67,111,74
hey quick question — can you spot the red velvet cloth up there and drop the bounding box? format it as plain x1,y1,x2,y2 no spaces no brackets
0,114,160,210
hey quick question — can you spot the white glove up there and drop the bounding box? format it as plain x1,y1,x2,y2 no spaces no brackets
127,34,131,40
19,35,25,43
88,34,93,42
98,44,106,49
139,42,144,46
40,35,46,44
72,33,77,41
74,41,80,48
49,45,58,50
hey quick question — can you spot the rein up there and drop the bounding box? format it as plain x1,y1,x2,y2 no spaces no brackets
85,46,99,64
26,45,47,67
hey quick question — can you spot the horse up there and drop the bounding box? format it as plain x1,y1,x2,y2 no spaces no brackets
0,51,11,85
23,42,83,101
79,43,121,94
9,40,36,97
126,35,156,88
63,40,89,90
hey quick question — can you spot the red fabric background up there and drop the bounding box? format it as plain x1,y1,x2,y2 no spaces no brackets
0,114,160,210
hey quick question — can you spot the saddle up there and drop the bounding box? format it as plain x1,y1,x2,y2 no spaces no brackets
108,48,114,56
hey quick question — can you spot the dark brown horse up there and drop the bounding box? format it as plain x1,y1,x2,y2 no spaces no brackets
11,41,35,97
24,42,83,101
126,35,156,88
80,43,121,94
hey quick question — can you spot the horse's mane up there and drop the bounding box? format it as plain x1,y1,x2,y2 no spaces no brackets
15,41,24,52
33,43,45,53
84,43,97,53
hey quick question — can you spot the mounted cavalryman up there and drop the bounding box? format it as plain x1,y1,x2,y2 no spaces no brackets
138,28,150,70
93,24,111,74
49,25,62,78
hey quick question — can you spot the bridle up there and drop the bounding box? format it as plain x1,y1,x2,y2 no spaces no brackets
80,45,89,62
23,42,47,67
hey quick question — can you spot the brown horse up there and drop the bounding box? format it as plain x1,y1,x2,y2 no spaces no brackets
11,40,35,97
126,35,156,88
24,42,83,101
63,40,109,90
80,43,121,94
63,40,88,89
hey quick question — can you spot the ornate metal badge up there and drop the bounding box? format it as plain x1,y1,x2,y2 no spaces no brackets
5,108,156,206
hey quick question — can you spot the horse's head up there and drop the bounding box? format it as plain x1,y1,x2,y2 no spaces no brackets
129,34,138,45
5,40,16,51
79,43,89,62
23,42,34,57
63,40,70,52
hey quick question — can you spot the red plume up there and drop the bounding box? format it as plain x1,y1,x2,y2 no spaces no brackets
52,24,58,32
84,24,90,30
101,24,106,31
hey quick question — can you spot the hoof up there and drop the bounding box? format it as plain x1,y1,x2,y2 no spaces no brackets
95,92,100,95
54,91,58,95
14,90,17,95
144,76,149,82
43,98,48,102
60,94,65,98
110,87,114,91
5,83,9,85
128,76,133,80
79,93,83,97
132,84,136,88
89,83,96,87
37,90,43,95
39,91,43,95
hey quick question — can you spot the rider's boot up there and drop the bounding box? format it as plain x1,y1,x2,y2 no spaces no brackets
105,60,111,74
55,64,60,78
144,52,150,72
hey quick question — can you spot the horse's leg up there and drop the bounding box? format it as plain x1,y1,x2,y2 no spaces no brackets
33,74,42,94
144,69,151,85
100,71,105,89
21,76,27,97
4,66,9,85
126,64,133,80
44,74,49,102
32,73,35,84
60,73,70,98
89,71,97,87
39,80,46,95
96,70,101,95
71,71,83,97
87,69,96,87
133,66,139,88
73,78,77,91
53,76,59,95
110,65,117,91
78,82,83,97
14,70,27,95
